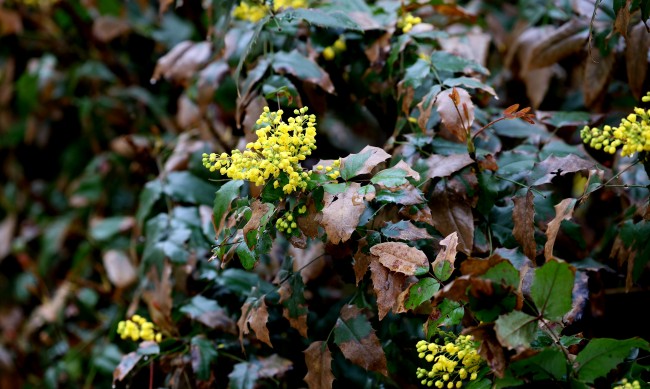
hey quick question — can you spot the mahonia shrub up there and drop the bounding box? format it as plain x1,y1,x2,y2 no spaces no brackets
117,315,163,343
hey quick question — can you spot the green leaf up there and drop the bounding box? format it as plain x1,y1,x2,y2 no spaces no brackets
191,336,218,381
370,167,409,187
228,360,261,389
180,295,221,319
482,261,519,288
323,183,348,194
340,146,390,180
271,50,334,94
575,338,650,383
495,311,537,349
136,342,160,356
531,260,574,321
235,241,257,270
165,171,218,205
375,187,425,205
90,216,132,242
213,181,244,234
404,278,440,310
443,76,497,97
216,269,274,295
278,8,362,31
508,347,567,381
333,314,372,344
401,59,431,89
136,179,162,226
426,299,464,333
430,51,489,75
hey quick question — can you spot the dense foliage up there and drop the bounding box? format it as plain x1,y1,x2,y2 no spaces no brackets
1,0,650,388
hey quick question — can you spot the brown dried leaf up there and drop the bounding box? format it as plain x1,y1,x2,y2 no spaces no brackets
425,153,474,179
143,261,176,335
465,324,507,378
531,154,594,186
237,299,272,349
436,88,474,142
432,275,492,304
614,0,632,39
304,341,335,389
626,22,650,99
431,232,459,274
526,19,588,71
102,250,137,289
151,41,211,85
353,239,373,285
0,9,23,36
0,213,16,262
92,16,130,43
583,49,615,108
278,283,308,338
478,154,499,172
416,92,436,131
392,160,421,181
544,198,577,261
25,281,73,336
113,352,143,382
523,66,555,110
341,146,391,178
258,354,293,379
243,200,271,239
460,254,508,276
336,305,388,376
164,131,206,172
368,261,408,320
320,183,365,244
429,182,474,255
383,220,432,241
289,241,326,284
370,242,429,276
512,190,537,261
439,29,490,67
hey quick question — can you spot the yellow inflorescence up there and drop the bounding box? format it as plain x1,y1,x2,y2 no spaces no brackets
322,36,346,61
203,107,317,194
581,92,650,158
232,0,308,23
117,315,163,343
397,12,422,33
415,334,484,388
613,379,642,389
275,204,307,234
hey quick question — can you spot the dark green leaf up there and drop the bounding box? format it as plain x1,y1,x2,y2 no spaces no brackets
213,181,244,234
430,51,489,75
228,360,261,389
508,348,567,381
370,167,409,187
575,338,650,383
136,180,163,226
531,259,574,321
165,171,218,205
271,50,334,94
404,278,440,310
334,314,372,344
495,311,537,348
180,295,221,319
236,241,257,270
279,8,362,31
191,336,218,381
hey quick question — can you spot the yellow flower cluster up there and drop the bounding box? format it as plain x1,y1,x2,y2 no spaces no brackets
203,107,317,194
581,92,650,157
397,12,422,33
415,334,483,388
314,159,341,180
117,315,163,343
275,205,306,233
322,36,346,61
232,0,307,23
613,379,641,389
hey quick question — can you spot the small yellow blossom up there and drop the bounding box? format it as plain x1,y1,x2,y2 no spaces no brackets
233,0,308,23
397,12,422,33
117,315,163,344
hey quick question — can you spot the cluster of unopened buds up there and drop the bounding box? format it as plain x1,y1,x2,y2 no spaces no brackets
581,92,650,157
397,12,422,33
117,315,163,343
322,35,346,61
415,333,484,388
314,159,341,180
613,379,642,389
203,106,317,194
275,205,307,234
232,0,307,23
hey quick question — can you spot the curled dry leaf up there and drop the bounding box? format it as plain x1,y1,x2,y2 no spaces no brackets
152,41,212,85
429,182,475,255
370,242,429,276
436,87,474,142
544,198,577,261
102,249,137,289
625,22,650,99
431,232,459,280
335,305,388,376
425,153,474,179
512,190,537,261
92,16,130,43
142,261,176,335
303,341,335,389
368,261,408,320
583,49,615,108
320,183,365,244
237,298,272,349
353,238,373,285
113,352,143,383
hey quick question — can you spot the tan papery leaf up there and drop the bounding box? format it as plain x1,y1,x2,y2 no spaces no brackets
368,261,408,320
320,183,365,244
512,190,537,260
303,341,335,389
436,88,474,142
544,198,577,261
370,242,429,276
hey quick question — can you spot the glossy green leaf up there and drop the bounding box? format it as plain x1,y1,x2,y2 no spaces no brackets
430,51,489,75
333,314,372,344
495,311,537,349
279,8,362,31
228,361,261,389
404,278,440,310
271,50,334,94
136,180,163,226
180,295,221,319
575,338,650,383
213,181,244,234
370,167,409,187
191,336,218,381
165,171,218,205
235,241,257,270
531,259,574,321
508,347,567,381
443,76,497,97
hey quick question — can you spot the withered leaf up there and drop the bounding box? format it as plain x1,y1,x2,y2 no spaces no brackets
460,254,508,276
526,19,588,71
583,49,615,108
151,41,211,85
320,183,365,244
431,232,459,281
334,305,388,376
425,153,474,179
381,220,433,241
303,341,335,389
370,242,429,276
289,241,326,284
340,146,391,179
512,190,537,260
429,182,475,255
92,16,130,43
436,88,475,142
237,298,272,349
613,0,632,40
142,261,175,335
625,22,650,99
399,205,434,225
544,198,577,261
530,154,594,186
257,354,293,379
103,250,137,289
523,66,555,110
432,275,493,305
353,239,373,285
465,324,507,378
278,281,308,338
368,261,408,320
243,200,272,239
113,352,143,382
